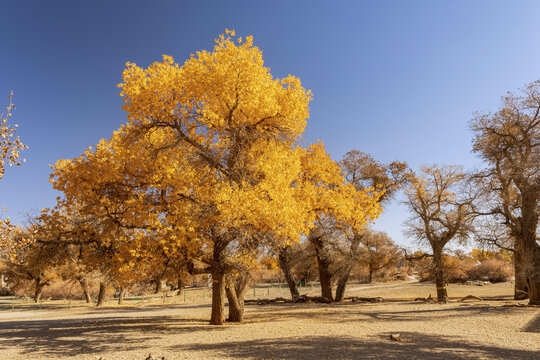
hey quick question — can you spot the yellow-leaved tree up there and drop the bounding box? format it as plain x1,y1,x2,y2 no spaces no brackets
117,30,317,325
51,30,381,324
0,91,27,265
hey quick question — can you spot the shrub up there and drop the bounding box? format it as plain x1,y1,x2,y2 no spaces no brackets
414,254,475,283
467,260,513,282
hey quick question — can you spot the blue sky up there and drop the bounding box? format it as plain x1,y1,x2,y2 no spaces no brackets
1,0,539,249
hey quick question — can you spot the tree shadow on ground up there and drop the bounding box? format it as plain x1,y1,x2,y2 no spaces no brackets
0,315,223,357
245,302,531,325
522,312,540,333
176,333,539,360
79,302,211,313
0,301,211,314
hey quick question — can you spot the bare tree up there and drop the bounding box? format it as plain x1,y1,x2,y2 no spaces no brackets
404,165,476,302
333,151,409,301
470,79,540,304
357,231,401,283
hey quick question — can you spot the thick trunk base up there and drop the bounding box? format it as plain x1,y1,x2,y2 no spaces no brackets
527,247,540,305
210,272,225,325
433,251,448,302
226,273,248,322
311,232,334,302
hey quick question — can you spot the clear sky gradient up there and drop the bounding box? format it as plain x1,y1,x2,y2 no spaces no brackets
1,0,539,249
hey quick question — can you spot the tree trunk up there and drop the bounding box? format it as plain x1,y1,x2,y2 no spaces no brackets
514,246,528,299
432,249,448,302
118,286,124,305
311,234,333,301
368,263,374,283
520,190,539,305
334,269,351,303
153,278,163,294
96,282,106,306
78,277,92,303
210,271,226,325
527,247,540,305
514,238,527,297
278,246,299,299
176,278,184,296
34,279,44,303
334,232,362,302
225,272,248,322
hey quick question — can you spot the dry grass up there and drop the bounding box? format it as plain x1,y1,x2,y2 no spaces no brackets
0,281,538,360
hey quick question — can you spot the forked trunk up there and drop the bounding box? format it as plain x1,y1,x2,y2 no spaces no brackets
334,233,362,302
313,241,333,301
226,272,248,322
210,271,226,325
278,246,299,299
433,249,448,302
96,282,106,306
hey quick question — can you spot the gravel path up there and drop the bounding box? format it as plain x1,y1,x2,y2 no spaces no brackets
0,282,538,359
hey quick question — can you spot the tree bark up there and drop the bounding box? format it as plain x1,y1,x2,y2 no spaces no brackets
334,232,362,302
334,270,351,303
368,263,374,283
78,277,92,303
176,278,184,296
34,279,44,303
96,282,106,306
278,246,299,299
225,272,249,322
432,249,448,302
527,246,540,305
520,189,539,305
311,234,333,301
210,271,225,325
118,286,124,305
514,245,528,299
521,237,539,305
153,278,163,294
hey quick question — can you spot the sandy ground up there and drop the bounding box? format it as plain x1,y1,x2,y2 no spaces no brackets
0,281,538,360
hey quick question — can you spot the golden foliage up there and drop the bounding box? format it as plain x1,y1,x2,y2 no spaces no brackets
44,30,381,287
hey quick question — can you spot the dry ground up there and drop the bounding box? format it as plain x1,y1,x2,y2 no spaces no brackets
0,281,538,360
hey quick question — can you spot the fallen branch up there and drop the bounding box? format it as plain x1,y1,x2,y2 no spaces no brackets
460,295,483,302
414,294,434,302
245,297,290,305
345,296,383,303
414,294,435,302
